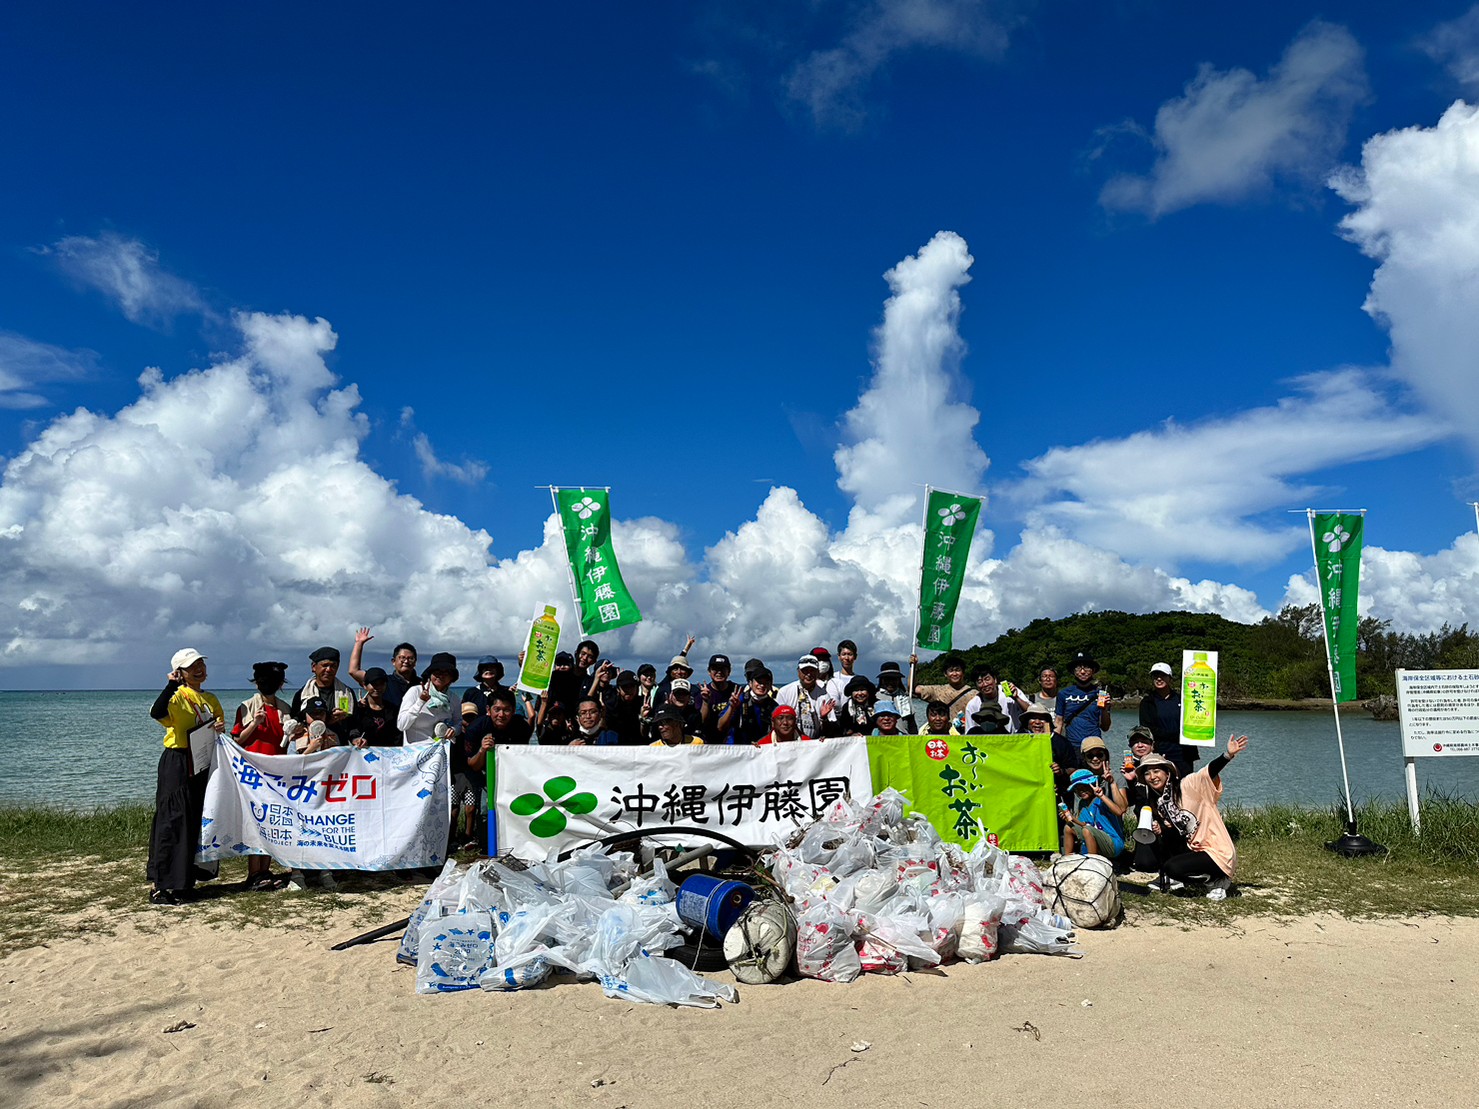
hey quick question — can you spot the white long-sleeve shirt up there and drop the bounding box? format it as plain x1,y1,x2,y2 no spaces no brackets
397,686,454,745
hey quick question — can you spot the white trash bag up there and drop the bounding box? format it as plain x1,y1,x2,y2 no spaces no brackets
600,953,737,1008
957,890,1004,963
795,900,862,983
416,909,497,993
398,859,468,966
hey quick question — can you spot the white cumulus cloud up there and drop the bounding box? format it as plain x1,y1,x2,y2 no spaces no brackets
1008,369,1444,568
2,223,1469,689
1283,531,1479,632
1100,21,1368,217
834,230,989,524
1331,99,1479,460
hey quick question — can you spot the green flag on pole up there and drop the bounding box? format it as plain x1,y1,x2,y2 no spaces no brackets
554,488,643,635
1312,512,1363,703
915,487,982,651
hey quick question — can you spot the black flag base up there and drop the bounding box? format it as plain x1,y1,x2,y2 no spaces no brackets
1325,821,1388,858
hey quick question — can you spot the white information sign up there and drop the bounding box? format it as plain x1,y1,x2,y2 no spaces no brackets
1394,668,1479,832
1395,668,1479,757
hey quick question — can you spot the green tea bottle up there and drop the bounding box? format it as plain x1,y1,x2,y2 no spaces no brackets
517,605,561,693
1182,652,1216,743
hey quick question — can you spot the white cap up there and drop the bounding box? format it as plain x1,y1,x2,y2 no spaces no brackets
1150,662,1173,677
171,648,206,671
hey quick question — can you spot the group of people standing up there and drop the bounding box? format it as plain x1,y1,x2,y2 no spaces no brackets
146,632,1247,904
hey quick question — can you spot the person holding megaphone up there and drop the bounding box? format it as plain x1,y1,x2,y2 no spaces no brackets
1137,734,1249,901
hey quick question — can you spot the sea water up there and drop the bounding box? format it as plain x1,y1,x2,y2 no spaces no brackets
1,691,1477,810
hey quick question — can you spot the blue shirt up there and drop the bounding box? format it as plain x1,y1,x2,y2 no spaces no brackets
1056,684,1102,752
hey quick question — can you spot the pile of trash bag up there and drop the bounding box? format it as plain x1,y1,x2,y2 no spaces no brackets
395,788,1086,1003
771,789,1082,983
397,848,738,1008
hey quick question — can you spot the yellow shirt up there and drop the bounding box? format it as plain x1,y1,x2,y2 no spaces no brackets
649,736,704,746
159,686,224,750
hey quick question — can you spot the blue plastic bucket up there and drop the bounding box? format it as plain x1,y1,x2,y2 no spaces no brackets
676,874,755,940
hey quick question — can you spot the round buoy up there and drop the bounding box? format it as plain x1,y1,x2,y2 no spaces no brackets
723,900,795,985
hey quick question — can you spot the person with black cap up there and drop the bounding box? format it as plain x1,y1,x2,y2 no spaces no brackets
874,662,918,734
734,667,777,744
460,656,508,725
1054,650,1110,768
544,650,583,719
290,646,356,745
397,652,460,745
966,701,1011,735
353,667,401,746
696,654,743,743
607,670,646,744
838,675,877,735
232,662,292,757
649,705,703,746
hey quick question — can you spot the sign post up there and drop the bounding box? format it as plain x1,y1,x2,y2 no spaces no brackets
1394,667,1479,833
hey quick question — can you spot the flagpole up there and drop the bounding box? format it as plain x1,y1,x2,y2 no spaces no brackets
1304,508,1384,857
1470,502,1479,534
548,485,588,635
908,485,931,694
1306,510,1357,826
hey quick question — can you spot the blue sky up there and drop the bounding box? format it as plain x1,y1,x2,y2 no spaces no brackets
2,2,1478,688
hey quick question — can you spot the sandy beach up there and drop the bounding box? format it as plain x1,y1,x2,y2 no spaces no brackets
2,898,1474,1109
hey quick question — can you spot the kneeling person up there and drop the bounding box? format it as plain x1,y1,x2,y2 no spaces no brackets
1060,769,1125,859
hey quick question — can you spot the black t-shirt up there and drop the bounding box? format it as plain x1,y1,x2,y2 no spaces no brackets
354,698,401,746
608,696,645,745
695,680,742,741
734,692,776,745
461,716,534,780
385,671,418,714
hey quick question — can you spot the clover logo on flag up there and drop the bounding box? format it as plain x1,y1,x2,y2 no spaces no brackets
937,503,966,526
1322,524,1350,553
572,496,603,520
510,775,599,838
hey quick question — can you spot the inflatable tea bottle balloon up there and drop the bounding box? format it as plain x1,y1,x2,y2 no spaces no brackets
517,606,561,693
1182,652,1216,743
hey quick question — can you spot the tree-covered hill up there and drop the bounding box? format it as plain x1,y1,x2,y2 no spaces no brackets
914,608,1477,701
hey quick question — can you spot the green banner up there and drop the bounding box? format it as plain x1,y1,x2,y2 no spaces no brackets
916,488,982,651
555,489,643,635
1312,512,1363,703
866,734,1057,852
